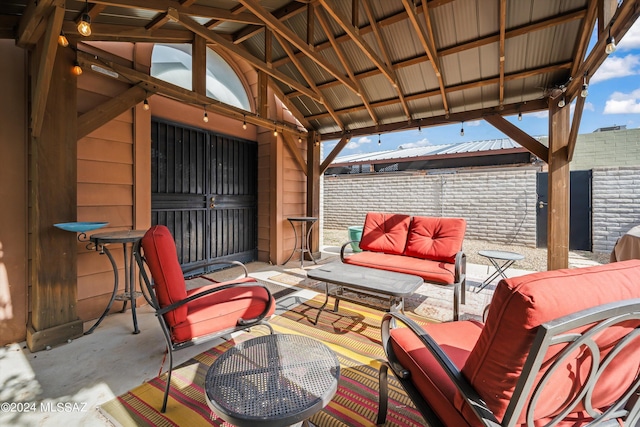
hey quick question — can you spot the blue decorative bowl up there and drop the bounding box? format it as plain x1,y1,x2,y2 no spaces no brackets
54,222,109,233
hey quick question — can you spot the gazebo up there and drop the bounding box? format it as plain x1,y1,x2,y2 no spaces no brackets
1,0,638,351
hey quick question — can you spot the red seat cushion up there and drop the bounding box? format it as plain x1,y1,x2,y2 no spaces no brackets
343,251,455,284
141,225,188,326
390,320,483,427
358,212,411,255
404,216,466,263
171,277,275,343
458,259,640,424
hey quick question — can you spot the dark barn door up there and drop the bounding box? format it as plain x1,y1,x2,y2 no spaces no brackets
536,170,592,251
151,119,258,273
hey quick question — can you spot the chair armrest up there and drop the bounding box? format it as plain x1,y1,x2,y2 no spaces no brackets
454,250,466,283
182,260,249,278
340,240,359,261
157,281,274,325
381,312,500,426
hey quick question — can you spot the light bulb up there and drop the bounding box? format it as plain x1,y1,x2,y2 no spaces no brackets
58,33,69,47
242,120,247,130
298,136,302,143
378,134,381,145
72,61,82,76
460,123,464,136
143,99,150,111
558,97,566,108
203,111,209,123
77,14,91,37
605,36,616,54
273,128,278,136
518,112,522,121
581,84,588,98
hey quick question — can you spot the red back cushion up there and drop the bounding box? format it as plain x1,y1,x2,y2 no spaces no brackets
404,216,466,263
358,212,411,255
140,225,187,326
458,259,640,424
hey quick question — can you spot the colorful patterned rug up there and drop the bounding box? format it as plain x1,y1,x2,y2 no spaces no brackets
99,295,431,426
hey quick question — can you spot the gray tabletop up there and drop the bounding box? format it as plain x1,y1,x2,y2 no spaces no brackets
308,262,423,297
478,250,525,261
205,334,340,427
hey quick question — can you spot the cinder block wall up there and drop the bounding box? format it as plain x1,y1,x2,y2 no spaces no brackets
323,167,538,247
322,166,640,253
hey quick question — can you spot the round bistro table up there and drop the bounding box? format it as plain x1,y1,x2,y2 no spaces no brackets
283,217,318,268
476,249,525,293
205,334,340,427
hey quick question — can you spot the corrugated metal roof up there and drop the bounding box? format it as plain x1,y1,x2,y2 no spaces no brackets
330,138,528,164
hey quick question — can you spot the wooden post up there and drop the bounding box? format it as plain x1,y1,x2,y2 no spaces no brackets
547,100,571,270
27,44,83,351
307,131,321,258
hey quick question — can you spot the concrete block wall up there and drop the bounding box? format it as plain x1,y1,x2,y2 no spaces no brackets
323,167,538,246
592,167,640,252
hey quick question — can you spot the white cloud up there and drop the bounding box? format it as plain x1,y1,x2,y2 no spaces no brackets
591,54,640,83
603,88,640,114
397,138,431,149
617,18,640,50
346,136,372,149
465,120,482,127
584,101,595,111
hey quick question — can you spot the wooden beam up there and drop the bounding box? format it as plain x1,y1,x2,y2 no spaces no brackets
77,85,147,139
16,0,55,48
238,0,360,95
567,93,586,162
175,13,324,103
361,0,411,120
315,5,378,126
306,130,321,256
31,4,64,138
403,0,449,114
232,1,306,44
318,0,396,86
282,132,307,175
547,100,571,270
267,79,312,130
484,114,549,163
76,51,308,137
62,21,195,43
570,0,598,77
498,0,506,107
192,34,206,95
320,135,349,174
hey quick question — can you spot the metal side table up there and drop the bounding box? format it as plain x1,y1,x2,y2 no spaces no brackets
476,249,524,293
283,216,318,268
86,230,147,334
205,334,340,427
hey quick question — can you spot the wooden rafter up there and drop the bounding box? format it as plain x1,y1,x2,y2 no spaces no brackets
320,135,350,174
62,21,194,43
175,13,323,103
305,61,571,122
77,85,147,138
267,80,312,130
238,0,360,95
232,2,306,44
567,93,586,162
314,5,378,126
403,0,449,114
89,0,263,25
272,32,343,129
31,4,65,138
318,0,396,86
282,132,308,175
498,0,506,107
76,51,307,138
484,114,549,163
361,0,411,121
16,0,56,48
570,0,598,77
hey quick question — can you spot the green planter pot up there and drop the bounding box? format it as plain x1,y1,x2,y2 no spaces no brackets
348,226,363,252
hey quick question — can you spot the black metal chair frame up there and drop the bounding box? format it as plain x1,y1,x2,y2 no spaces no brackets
340,241,467,320
133,240,274,413
378,300,640,426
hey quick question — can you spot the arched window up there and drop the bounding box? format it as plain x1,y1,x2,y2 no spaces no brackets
151,43,251,111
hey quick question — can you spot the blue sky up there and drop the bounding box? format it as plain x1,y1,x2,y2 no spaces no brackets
325,19,640,156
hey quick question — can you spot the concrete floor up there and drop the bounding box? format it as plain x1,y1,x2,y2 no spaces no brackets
3,246,592,427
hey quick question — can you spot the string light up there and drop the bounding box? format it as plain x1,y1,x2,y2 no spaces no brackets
605,23,616,54
242,116,247,130
581,73,589,98
518,111,522,121
143,98,150,111
203,106,209,122
460,122,464,137
273,124,278,137
558,96,566,108
298,136,302,143
77,0,92,37
58,32,69,47
72,61,83,76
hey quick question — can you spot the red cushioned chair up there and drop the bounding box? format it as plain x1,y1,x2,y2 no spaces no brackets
134,225,275,413
377,260,640,426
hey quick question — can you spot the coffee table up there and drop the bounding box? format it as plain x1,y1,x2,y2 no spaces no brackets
205,334,340,427
307,262,423,324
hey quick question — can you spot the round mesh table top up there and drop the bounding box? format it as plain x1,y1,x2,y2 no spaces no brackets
205,334,340,427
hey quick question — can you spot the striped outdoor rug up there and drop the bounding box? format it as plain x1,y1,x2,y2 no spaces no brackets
99,295,431,426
